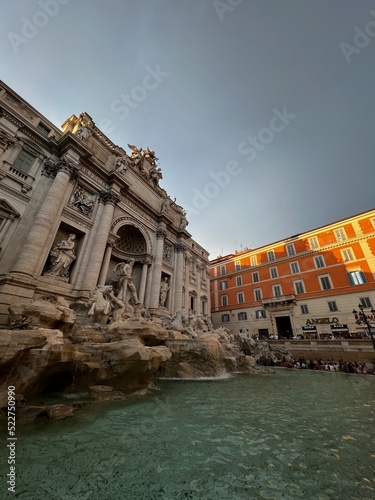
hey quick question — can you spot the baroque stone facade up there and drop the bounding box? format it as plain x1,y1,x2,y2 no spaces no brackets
0,82,210,327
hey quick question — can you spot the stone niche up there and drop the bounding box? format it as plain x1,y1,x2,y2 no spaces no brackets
42,225,84,283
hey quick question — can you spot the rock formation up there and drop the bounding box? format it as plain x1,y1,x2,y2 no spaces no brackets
1,297,286,422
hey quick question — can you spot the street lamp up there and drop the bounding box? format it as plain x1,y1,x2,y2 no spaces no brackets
352,304,375,350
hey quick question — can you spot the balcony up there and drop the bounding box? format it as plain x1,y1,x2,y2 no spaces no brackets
262,294,296,307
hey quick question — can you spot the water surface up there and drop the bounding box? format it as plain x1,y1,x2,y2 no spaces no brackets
2,369,375,499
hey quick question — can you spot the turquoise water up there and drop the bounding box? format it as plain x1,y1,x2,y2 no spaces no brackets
2,370,375,499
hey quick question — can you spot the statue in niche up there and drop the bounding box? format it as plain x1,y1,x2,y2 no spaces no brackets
159,276,170,307
114,259,140,304
71,186,95,216
45,233,76,282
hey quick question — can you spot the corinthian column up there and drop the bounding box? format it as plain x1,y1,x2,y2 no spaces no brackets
184,254,191,310
149,227,166,310
81,190,120,291
11,157,78,277
139,258,151,304
196,263,202,314
173,242,185,312
97,237,117,286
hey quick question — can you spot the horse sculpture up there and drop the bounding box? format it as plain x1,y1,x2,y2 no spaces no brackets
161,309,197,338
87,285,113,324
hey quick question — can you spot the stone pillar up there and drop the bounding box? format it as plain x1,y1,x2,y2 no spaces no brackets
149,227,166,311
11,158,78,277
184,254,191,310
173,243,185,313
81,190,119,291
97,239,115,286
139,258,151,304
196,263,202,314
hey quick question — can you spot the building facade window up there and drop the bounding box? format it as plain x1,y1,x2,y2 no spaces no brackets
254,288,262,301
252,271,260,283
256,309,266,319
222,314,230,322
237,292,245,304
335,228,347,242
250,255,257,266
221,295,228,307
359,296,372,308
219,280,227,290
286,243,295,256
327,300,338,312
290,262,300,274
347,271,367,285
37,122,51,135
13,149,37,174
314,255,325,269
190,296,195,311
341,248,354,262
309,236,319,250
319,275,332,290
238,312,247,320
300,304,309,314
220,265,226,276
235,261,241,271
270,267,278,279
294,280,305,294
273,285,282,297
236,276,243,286
267,250,275,262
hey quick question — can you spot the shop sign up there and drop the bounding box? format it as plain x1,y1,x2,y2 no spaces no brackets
330,323,349,331
306,317,339,325
302,325,317,332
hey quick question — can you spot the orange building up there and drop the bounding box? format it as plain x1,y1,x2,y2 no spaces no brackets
210,209,375,340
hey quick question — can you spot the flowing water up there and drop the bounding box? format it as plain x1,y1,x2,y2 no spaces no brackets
2,369,375,499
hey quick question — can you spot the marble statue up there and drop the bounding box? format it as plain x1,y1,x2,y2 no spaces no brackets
144,147,158,166
180,211,188,230
115,155,129,174
127,144,144,167
160,197,170,214
159,277,170,307
87,285,113,323
114,260,140,304
148,166,163,186
45,234,76,282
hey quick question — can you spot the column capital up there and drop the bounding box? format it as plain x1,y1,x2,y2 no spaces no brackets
42,156,79,179
142,257,152,266
156,227,167,240
99,189,120,206
174,242,186,253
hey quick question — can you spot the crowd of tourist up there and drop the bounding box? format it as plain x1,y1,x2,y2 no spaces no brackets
258,356,375,375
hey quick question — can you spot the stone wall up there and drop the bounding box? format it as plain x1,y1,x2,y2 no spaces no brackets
267,339,375,363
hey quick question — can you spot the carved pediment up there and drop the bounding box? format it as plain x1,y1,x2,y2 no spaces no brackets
0,199,20,219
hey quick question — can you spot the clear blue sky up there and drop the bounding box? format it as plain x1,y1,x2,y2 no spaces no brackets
1,0,375,258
